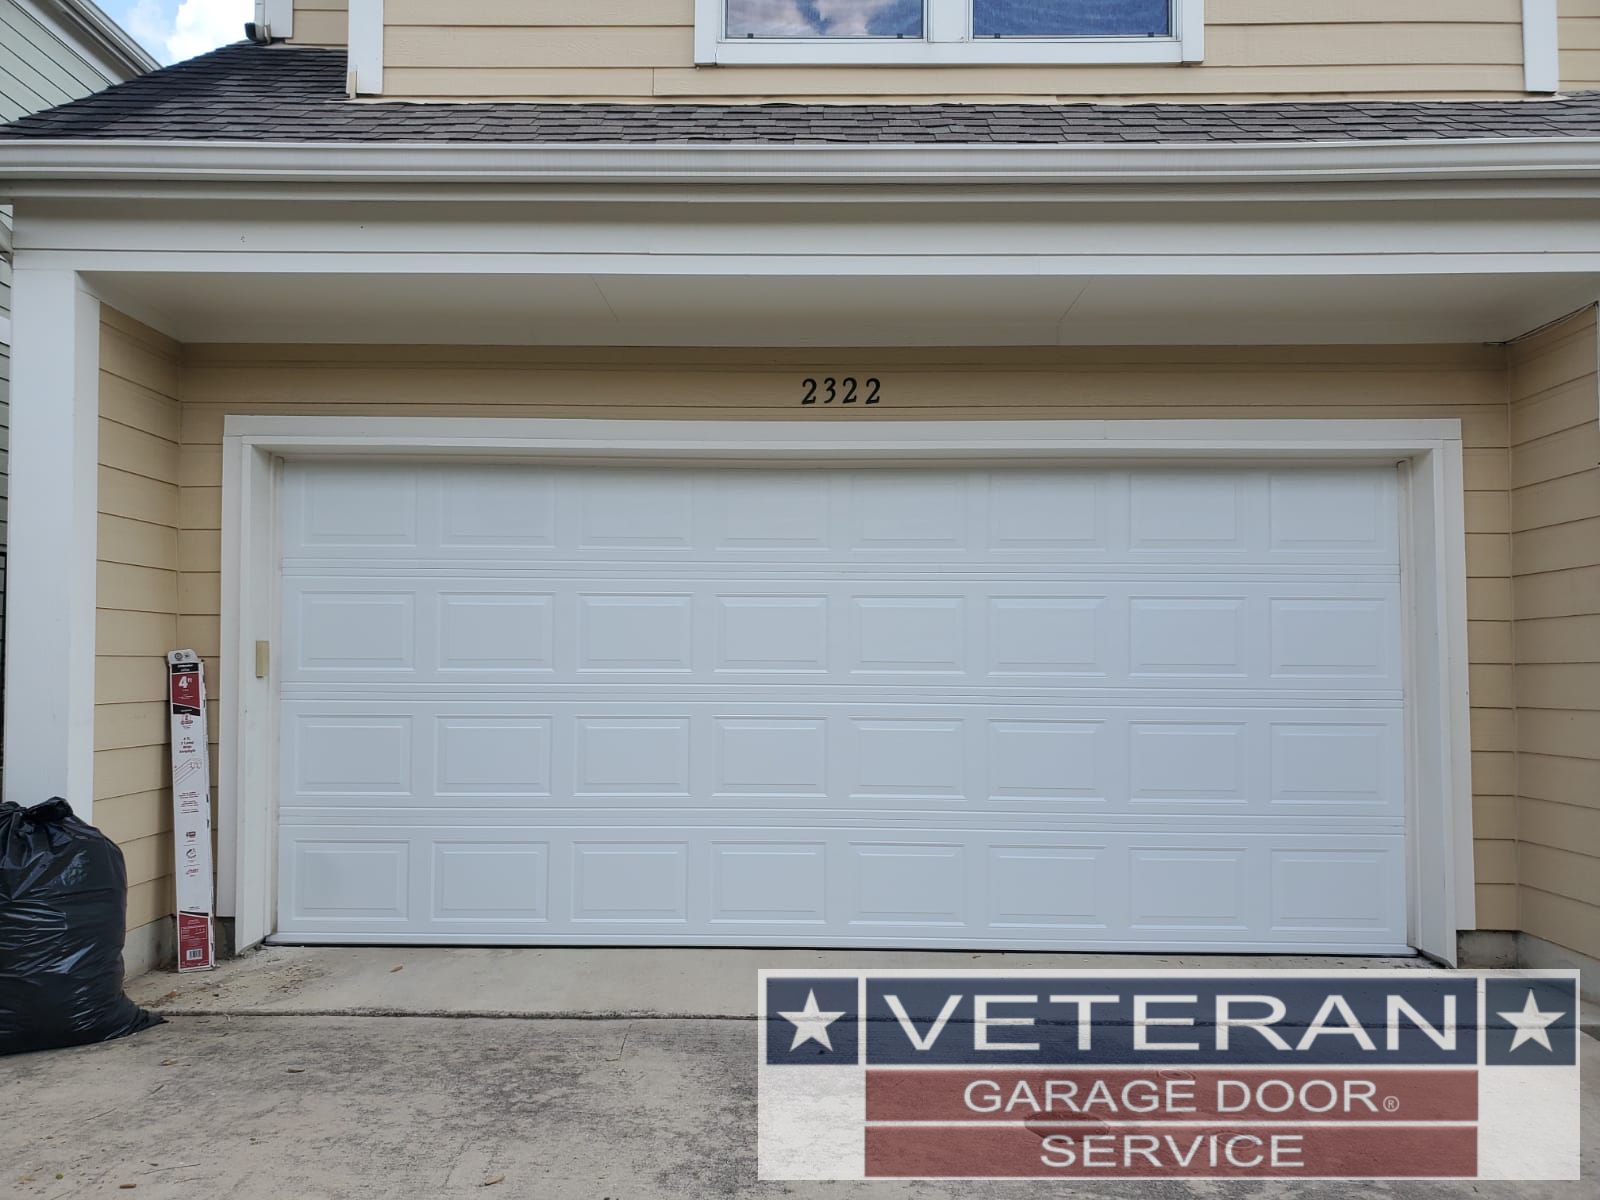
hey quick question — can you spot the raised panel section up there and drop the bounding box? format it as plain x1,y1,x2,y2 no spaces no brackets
433,843,549,921
294,592,415,672
575,718,691,796
850,844,965,926
439,594,553,672
987,721,1103,802
294,466,417,548
436,718,551,797
987,473,1103,549
1130,597,1247,677
578,594,693,672
988,597,1104,676
852,596,964,673
1129,723,1248,803
1130,849,1249,931
715,595,828,672
1269,723,1394,809
577,474,693,548
851,719,965,801
1270,598,1393,680
572,843,689,922
289,841,409,921
1269,470,1393,556
988,846,1109,929
711,843,827,923
1270,849,1393,932
710,474,829,548
714,718,827,797
293,716,412,797
849,474,965,550
1130,473,1244,550
439,467,555,548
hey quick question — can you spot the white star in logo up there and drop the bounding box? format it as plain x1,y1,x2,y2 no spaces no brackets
1497,989,1565,1052
779,989,845,1052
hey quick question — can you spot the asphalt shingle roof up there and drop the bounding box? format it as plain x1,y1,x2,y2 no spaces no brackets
7,42,1600,145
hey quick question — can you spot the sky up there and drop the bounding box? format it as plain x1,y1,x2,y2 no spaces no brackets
103,0,253,66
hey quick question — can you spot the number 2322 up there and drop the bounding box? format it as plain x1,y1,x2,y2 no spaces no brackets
802,377,881,406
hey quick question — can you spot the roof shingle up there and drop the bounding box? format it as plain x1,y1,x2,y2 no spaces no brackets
7,43,1600,145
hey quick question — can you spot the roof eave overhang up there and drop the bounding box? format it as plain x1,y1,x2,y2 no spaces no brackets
22,0,160,81
3,135,1600,197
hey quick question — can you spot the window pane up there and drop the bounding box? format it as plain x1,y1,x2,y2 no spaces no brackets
973,1,1171,37
726,1,925,39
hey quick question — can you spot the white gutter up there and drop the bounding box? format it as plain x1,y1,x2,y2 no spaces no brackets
1,136,1600,192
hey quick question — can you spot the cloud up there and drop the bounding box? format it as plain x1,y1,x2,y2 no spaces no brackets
166,0,252,62
120,0,174,60
726,0,919,38
112,0,250,65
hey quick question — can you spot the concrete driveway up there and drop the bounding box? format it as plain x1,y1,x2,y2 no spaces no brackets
3,948,1595,1199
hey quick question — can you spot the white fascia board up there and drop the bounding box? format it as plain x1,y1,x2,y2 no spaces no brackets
3,137,1600,194
1523,0,1559,93
15,0,160,79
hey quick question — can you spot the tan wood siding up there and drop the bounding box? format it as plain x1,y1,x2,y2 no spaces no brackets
170,341,1515,925
1509,308,1600,960
96,308,181,938
1560,0,1600,90
377,0,1530,102
289,0,347,47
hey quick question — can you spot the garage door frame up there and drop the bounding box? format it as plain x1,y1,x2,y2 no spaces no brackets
216,416,1473,963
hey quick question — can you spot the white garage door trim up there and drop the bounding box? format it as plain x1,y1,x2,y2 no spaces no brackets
217,418,1472,964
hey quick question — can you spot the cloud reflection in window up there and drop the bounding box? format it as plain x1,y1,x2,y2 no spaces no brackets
726,0,925,39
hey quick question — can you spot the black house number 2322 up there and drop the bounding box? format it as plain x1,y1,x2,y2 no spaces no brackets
802,377,881,406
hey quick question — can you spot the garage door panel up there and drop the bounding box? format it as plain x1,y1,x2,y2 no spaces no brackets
281,464,1401,567
275,824,1406,949
278,576,1401,691
277,460,1408,950
280,700,1402,820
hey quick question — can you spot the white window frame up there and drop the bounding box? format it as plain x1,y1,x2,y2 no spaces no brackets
694,0,1204,66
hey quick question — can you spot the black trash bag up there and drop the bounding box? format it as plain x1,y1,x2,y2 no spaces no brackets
0,798,162,1055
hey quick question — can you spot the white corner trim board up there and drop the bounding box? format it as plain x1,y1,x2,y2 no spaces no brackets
1523,0,1559,93
1,270,100,818
693,0,1203,65
348,0,383,96
217,416,1472,964
262,0,293,40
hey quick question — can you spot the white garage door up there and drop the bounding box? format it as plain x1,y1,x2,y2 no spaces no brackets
275,459,1407,951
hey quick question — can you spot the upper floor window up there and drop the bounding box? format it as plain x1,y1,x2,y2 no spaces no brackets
699,1,1201,64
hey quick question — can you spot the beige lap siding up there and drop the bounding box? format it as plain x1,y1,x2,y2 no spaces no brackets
288,0,346,47
174,342,1518,928
1560,0,1600,90
1509,309,1600,961
372,0,1530,102
95,309,181,936
299,0,1600,98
